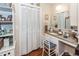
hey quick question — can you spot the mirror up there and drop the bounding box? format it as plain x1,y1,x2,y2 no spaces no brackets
50,3,78,31
53,11,70,29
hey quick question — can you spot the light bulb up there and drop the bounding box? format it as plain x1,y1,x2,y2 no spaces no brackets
56,5,62,11
56,5,66,13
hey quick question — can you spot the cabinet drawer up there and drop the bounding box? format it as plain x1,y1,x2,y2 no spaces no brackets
0,51,7,56
0,52,4,56
6,49,15,56
0,49,15,56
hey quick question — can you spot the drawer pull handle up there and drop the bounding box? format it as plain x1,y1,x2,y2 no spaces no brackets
8,52,10,55
4,54,6,56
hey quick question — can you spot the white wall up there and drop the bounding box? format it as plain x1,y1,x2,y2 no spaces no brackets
40,3,53,48
51,4,70,27
78,3,79,44
40,3,53,27
51,3,78,27
51,3,70,17
69,3,78,26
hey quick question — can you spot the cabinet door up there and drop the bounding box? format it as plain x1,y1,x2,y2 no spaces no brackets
32,8,40,50
0,49,15,56
36,9,40,48
28,7,40,52
19,5,28,55
0,52,7,56
27,6,34,53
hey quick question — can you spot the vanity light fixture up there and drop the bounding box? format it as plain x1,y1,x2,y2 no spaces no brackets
56,5,65,13
56,5,62,12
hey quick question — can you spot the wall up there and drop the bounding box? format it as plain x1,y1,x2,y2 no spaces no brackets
40,3,53,48
78,3,79,44
51,3,78,27
51,3,70,27
69,3,78,26
40,3,53,27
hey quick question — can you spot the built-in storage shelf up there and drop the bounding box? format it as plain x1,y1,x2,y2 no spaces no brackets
0,34,13,37
0,3,14,56
0,21,12,24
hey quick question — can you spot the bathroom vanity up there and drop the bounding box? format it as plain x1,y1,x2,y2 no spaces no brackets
44,32,78,56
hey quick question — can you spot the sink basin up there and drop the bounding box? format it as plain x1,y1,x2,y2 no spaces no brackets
49,32,58,36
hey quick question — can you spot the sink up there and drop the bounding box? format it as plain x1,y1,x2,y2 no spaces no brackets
49,32,58,36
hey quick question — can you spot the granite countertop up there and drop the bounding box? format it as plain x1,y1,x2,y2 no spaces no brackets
45,32,78,48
